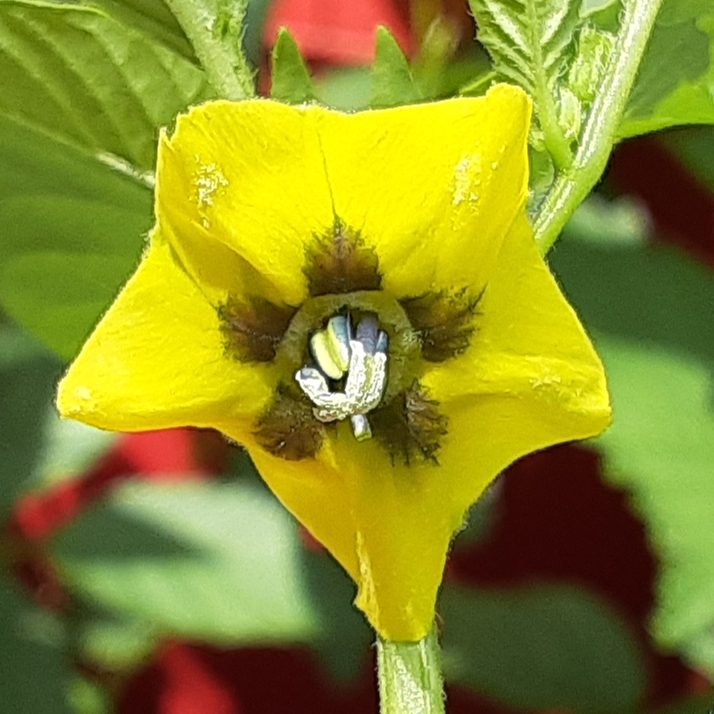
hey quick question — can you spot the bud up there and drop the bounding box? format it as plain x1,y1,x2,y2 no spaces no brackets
568,24,616,104
558,86,583,142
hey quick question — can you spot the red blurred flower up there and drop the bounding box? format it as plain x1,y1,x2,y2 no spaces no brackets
264,0,414,64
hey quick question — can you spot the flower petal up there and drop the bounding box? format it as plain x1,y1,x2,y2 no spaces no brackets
157,100,335,306
424,212,612,432
243,419,477,643
57,232,274,432
316,84,531,298
244,430,452,642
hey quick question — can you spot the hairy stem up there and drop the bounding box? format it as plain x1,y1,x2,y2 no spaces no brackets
534,0,664,254
377,627,446,714
526,0,573,171
165,0,254,100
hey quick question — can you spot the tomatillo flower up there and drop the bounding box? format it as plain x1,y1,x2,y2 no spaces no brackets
57,84,611,642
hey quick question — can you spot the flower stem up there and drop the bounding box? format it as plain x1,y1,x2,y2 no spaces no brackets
164,0,255,101
377,627,446,714
533,0,664,255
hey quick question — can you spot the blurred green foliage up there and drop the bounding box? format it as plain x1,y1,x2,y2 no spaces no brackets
552,225,714,672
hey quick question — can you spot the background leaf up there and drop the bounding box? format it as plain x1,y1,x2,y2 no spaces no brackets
661,124,714,191
370,25,421,108
0,325,62,514
0,0,210,172
76,0,195,61
0,115,153,360
302,549,372,683
619,0,714,138
0,0,215,360
582,0,621,33
551,227,714,675
441,584,646,712
467,0,582,96
0,577,71,714
53,479,322,644
270,27,316,104
33,413,117,488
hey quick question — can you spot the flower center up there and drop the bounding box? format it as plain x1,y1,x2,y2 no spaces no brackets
295,313,389,441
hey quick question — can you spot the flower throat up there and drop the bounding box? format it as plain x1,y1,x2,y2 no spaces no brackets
219,225,479,462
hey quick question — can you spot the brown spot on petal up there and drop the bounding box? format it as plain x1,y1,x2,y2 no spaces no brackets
305,222,382,296
371,381,448,465
400,289,481,362
255,388,325,460
219,297,297,362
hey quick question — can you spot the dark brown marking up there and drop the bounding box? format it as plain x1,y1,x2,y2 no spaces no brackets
371,381,448,465
400,289,481,362
305,223,382,297
218,297,297,362
255,388,325,460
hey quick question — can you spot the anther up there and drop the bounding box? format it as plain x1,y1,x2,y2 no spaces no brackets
309,315,351,379
350,414,372,441
295,313,389,441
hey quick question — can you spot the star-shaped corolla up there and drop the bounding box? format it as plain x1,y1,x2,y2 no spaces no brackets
57,85,611,642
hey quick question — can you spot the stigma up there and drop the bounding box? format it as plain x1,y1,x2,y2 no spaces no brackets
295,313,389,441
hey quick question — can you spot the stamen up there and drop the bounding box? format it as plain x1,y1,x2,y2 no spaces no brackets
309,315,351,379
295,314,389,441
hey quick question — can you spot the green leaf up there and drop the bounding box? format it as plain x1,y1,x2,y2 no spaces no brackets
562,195,650,247
0,0,210,171
33,412,117,487
77,0,195,61
370,25,421,108
0,115,153,360
468,0,582,95
67,677,111,714
302,550,372,683
0,325,61,515
270,27,316,104
459,68,498,96
582,0,621,33
661,125,714,190
619,0,714,138
0,576,71,714
315,67,372,111
78,616,158,671
0,197,148,359
468,0,582,168
53,479,321,643
441,584,646,712
685,629,714,680
550,233,714,674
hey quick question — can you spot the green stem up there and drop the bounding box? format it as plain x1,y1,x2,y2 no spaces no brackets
164,0,255,100
534,0,664,255
526,1,573,171
377,627,446,714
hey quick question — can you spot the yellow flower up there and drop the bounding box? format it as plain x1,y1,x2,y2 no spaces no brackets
57,84,611,642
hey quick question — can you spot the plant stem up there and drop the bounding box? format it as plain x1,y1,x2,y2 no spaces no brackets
164,0,254,100
377,627,446,714
525,0,573,172
533,0,664,255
